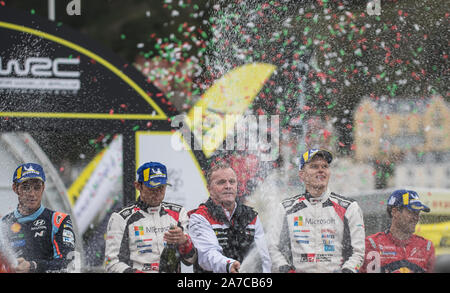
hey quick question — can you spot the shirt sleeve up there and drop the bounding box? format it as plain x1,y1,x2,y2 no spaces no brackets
266,203,293,272
177,207,197,265
359,237,376,273
188,213,236,273
253,216,272,273
35,214,76,273
104,212,133,273
341,202,366,272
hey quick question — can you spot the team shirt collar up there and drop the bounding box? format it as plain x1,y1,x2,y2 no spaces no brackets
14,204,45,223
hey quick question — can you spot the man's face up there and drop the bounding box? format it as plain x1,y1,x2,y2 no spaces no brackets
135,182,166,207
208,168,238,209
392,207,420,235
13,179,45,213
299,156,330,195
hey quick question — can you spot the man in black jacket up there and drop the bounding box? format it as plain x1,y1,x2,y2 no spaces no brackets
188,161,272,273
1,163,76,273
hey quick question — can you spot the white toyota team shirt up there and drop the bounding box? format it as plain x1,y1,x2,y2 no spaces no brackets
269,189,365,273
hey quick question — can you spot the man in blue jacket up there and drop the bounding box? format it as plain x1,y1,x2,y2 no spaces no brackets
1,163,76,273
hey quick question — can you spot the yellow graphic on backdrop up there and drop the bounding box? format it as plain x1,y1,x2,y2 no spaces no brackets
186,63,276,158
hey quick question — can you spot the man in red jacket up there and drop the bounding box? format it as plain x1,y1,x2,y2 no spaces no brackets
360,189,435,273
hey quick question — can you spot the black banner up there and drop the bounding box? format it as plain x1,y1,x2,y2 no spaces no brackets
0,7,178,133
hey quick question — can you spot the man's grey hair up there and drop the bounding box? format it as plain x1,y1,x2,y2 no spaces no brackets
206,161,234,185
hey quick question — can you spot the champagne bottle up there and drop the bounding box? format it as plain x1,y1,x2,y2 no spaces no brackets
159,224,180,273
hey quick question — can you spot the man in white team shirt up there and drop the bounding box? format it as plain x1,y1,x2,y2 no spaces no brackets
269,149,365,273
104,162,196,273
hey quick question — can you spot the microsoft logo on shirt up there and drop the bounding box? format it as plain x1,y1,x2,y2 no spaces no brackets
294,217,336,226
134,226,144,236
294,216,303,226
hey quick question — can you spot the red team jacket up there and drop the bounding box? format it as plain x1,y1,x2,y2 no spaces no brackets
360,231,435,273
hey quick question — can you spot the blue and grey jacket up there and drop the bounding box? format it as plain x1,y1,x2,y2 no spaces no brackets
1,205,76,273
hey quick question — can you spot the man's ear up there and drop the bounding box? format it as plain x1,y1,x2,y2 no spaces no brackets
298,170,304,182
390,207,402,219
12,183,18,195
134,182,141,191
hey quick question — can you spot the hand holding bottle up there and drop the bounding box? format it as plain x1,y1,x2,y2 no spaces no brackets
160,224,182,273
163,225,188,246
